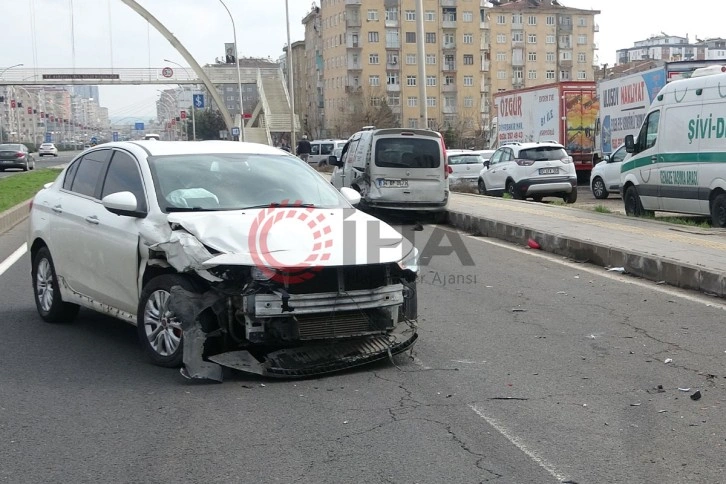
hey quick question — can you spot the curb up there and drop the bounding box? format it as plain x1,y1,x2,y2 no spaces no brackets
446,209,726,298
0,200,32,236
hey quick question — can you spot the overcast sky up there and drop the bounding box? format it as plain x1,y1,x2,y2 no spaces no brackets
1,0,722,120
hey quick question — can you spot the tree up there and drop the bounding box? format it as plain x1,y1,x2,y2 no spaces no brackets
331,88,400,137
186,109,226,140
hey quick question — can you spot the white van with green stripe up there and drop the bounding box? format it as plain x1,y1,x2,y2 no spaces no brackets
622,66,726,226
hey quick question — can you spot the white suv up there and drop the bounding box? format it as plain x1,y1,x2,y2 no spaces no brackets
477,142,577,203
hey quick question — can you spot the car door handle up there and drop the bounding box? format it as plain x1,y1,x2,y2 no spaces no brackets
651,155,657,163
84,215,99,225
52,205,62,213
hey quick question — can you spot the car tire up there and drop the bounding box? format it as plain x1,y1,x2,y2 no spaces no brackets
532,195,544,203
506,181,521,200
624,186,652,217
592,177,608,199
23,160,29,172
564,187,578,204
137,274,198,368
32,247,80,323
477,178,488,195
711,193,726,228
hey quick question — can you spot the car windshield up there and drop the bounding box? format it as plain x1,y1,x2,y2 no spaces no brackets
0,144,22,151
374,138,441,168
148,153,348,212
448,154,482,165
518,146,568,161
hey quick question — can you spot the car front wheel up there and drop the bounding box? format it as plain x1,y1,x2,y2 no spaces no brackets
624,186,652,217
32,247,80,323
711,193,726,228
592,177,608,199
137,274,198,368
477,178,488,195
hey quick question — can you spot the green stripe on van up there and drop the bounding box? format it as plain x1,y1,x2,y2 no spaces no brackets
621,151,726,174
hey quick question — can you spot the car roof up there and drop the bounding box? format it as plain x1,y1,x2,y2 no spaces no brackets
505,142,565,150
97,140,288,157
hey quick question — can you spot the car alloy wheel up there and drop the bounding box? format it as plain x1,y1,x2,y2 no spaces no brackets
35,258,55,313
592,177,608,199
478,179,487,195
143,289,182,359
31,247,79,323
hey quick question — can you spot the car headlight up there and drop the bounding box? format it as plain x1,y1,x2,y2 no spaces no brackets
397,247,420,274
251,266,274,281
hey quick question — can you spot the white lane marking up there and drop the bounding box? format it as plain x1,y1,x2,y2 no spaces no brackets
469,404,571,483
465,234,726,312
0,244,27,277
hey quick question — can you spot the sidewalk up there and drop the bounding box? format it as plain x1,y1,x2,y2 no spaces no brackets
447,193,726,298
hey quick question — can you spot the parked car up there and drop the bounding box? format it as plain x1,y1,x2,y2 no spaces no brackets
38,143,59,157
447,149,483,186
28,141,418,381
590,144,627,199
473,149,496,162
309,139,348,167
0,143,35,171
477,142,577,203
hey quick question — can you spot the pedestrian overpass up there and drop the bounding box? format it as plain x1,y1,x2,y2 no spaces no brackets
0,66,299,145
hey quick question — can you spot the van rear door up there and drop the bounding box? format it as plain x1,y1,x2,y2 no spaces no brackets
368,131,446,207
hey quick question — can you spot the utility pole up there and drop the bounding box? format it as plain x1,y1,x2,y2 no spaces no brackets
416,0,428,129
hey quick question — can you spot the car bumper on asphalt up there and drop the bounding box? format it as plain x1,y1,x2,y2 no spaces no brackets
0,160,27,169
514,176,577,196
39,151,57,156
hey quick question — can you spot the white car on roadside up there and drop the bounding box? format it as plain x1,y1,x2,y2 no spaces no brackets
27,140,418,381
589,144,627,199
38,143,59,157
447,149,484,186
477,142,578,203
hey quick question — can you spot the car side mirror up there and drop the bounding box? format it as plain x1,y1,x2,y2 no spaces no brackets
624,135,635,153
482,160,490,169
340,187,361,206
329,155,343,167
102,191,145,217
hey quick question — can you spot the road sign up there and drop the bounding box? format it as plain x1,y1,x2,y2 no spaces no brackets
134,122,144,130
231,127,240,137
161,67,174,78
193,94,204,109
45,133,51,143
243,113,252,119
180,110,187,120
91,137,98,144
112,131,119,142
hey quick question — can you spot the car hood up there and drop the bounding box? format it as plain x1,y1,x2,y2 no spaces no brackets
164,207,414,269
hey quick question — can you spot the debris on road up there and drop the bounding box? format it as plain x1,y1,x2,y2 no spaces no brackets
690,391,702,401
664,358,673,364
527,238,541,249
607,267,626,273
512,308,527,312
489,397,529,401
678,388,691,392
630,403,641,406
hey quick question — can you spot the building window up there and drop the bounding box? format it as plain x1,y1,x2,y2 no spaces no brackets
561,51,572,61
496,14,506,24
369,75,380,86
406,32,416,43
513,67,523,80
546,70,555,79
528,15,537,25
444,96,456,108
406,75,417,86
387,52,398,65
407,96,418,107
577,70,587,80
578,17,587,26
464,96,474,108
406,53,416,64
386,29,400,47
497,70,507,80
442,8,456,22
546,34,555,44
528,70,537,79
426,54,436,64
546,51,556,62
426,75,437,86
405,10,415,21
560,70,571,80
578,52,587,63
463,75,474,86
385,8,398,21
369,53,379,64
427,97,437,107
388,95,400,106
528,33,537,44
425,10,435,21
496,34,506,44
367,10,378,21
528,51,537,61
512,13,522,25
463,33,473,44
546,15,555,25
408,118,418,128
463,54,474,65
578,35,587,45
512,32,523,43
387,72,399,85
426,32,436,43
368,32,379,42
496,52,507,61
463,11,473,22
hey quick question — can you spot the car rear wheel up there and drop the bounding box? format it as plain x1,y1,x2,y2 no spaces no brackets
532,195,544,203
22,160,29,172
592,177,608,199
137,274,198,368
711,193,726,228
506,181,521,200
563,187,578,204
32,247,80,323
477,179,488,195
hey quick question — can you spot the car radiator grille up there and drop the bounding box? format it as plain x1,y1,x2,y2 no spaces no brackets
295,312,379,340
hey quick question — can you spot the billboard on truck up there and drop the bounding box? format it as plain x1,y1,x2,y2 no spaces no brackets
597,67,666,155
495,86,560,144
564,89,598,155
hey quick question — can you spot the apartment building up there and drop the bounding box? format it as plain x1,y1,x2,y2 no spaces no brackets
616,34,726,64
488,0,599,92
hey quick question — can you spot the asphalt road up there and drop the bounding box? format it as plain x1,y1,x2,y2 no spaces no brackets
0,150,79,179
1,220,725,483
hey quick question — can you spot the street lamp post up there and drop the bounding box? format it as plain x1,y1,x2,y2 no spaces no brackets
285,0,296,151
218,0,245,142
0,64,24,143
164,58,196,141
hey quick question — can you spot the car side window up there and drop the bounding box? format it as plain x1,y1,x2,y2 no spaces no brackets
637,110,660,152
489,150,503,165
63,159,81,190
611,146,626,163
321,143,333,155
310,143,320,155
101,150,147,212
69,150,109,198
500,149,512,162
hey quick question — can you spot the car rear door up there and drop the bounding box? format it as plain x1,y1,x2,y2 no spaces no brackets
369,133,446,204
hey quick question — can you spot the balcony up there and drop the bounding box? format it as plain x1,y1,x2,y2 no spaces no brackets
480,20,490,29
345,0,361,4
386,83,401,92
443,105,458,114
346,18,361,28
348,62,362,70
386,41,401,49
511,58,524,67
512,38,524,46
512,79,524,89
347,40,362,49
345,85,363,94
442,42,456,50
443,62,456,71
594,23,599,32
558,23,573,32
481,60,490,71
441,0,457,5
559,42,572,50
387,61,400,69
442,83,457,92
385,19,398,28
442,19,457,29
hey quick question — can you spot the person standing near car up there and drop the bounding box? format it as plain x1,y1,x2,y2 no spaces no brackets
296,135,312,162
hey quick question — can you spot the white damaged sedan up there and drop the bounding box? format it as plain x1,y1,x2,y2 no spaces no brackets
28,141,418,381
